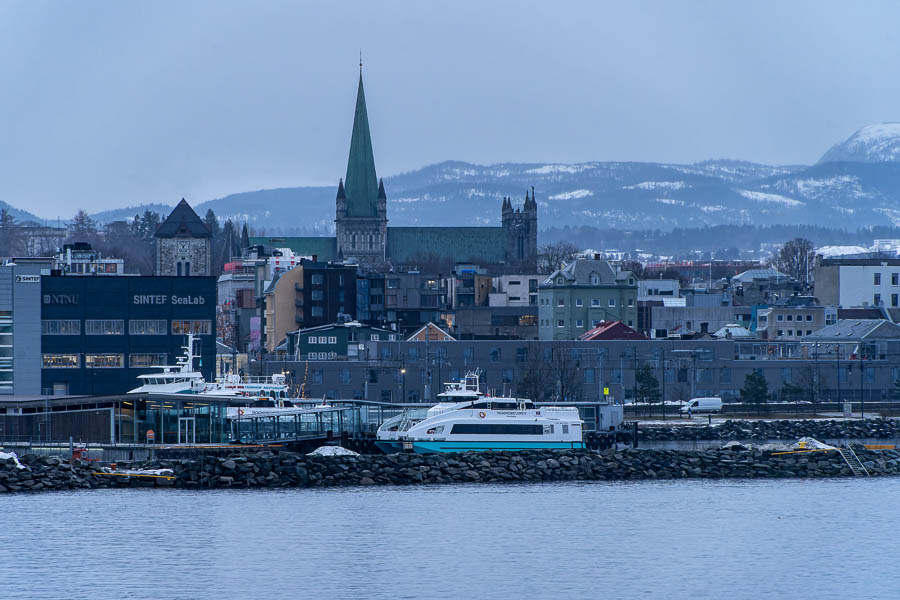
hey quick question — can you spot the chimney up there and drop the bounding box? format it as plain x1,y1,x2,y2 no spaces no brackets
312,254,318,263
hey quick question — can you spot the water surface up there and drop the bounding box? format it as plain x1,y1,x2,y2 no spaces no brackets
1,478,897,599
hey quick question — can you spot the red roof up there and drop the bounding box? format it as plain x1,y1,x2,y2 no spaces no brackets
577,320,648,341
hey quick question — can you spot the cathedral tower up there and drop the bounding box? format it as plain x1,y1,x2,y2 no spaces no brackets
335,70,388,268
501,187,538,272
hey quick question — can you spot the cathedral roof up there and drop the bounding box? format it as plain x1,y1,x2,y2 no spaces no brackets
344,73,381,217
155,199,211,238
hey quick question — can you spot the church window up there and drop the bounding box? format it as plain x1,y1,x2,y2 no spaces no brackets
185,262,190,276
176,262,182,276
351,234,356,249
518,236,524,260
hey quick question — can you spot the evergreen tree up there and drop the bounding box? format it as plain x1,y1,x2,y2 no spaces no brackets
69,209,97,242
635,363,661,417
204,209,221,239
740,372,770,415
240,222,250,251
0,208,23,257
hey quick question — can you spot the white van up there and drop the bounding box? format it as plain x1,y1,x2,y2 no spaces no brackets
680,397,723,414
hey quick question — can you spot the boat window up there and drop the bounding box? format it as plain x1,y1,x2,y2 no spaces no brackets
450,424,543,435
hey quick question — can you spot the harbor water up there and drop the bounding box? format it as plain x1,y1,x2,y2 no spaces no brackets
2,478,899,599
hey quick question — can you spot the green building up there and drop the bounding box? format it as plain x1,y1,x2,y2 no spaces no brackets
538,259,638,340
251,69,537,273
285,321,398,361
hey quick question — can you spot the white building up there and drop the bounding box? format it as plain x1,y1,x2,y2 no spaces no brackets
815,257,900,308
490,275,540,307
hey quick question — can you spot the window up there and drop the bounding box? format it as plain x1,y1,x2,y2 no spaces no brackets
311,306,324,317
557,277,564,285
575,298,583,307
874,273,881,285
806,315,813,321
576,319,584,328
42,354,79,368
129,320,167,335
806,330,812,336
129,354,168,368
311,290,323,300
719,367,732,383
786,315,793,321
591,298,600,306
370,333,380,341
557,320,565,328
777,330,784,337
516,347,528,363
387,278,399,289
381,347,392,360
339,368,351,384
583,368,595,384
490,347,501,362
312,369,324,384
41,320,80,335
894,273,899,286
777,314,784,322
172,320,212,335
782,368,792,384
380,389,392,403
557,298,565,307
502,369,513,383
407,347,419,360
85,320,124,335
311,274,324,285
308,337,317,344
893,294,899,308
464,347,474,365
874,294,882,306
608,299,616,307
627,298,634,307
591,275,599,285
450,424,543,435
85,354,124,368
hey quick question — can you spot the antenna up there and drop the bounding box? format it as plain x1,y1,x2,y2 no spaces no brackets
359,50,363,74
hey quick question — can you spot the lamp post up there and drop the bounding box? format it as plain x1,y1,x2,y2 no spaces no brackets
400,368,406,404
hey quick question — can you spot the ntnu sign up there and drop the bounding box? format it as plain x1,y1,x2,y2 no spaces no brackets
43,293,79,305
133,294,206,305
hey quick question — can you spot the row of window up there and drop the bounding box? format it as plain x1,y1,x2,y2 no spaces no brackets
872,293,900,307
306,352,338,360
541,297,634,308
542,318,635,328
42,353,170,369
774,314,815,322
872,273,900,286
41,320,212,336
776,329,815,338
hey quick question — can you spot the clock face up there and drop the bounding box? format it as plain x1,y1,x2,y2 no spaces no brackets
177,241,189,254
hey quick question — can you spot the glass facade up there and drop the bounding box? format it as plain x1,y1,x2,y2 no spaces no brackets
0,311,11,393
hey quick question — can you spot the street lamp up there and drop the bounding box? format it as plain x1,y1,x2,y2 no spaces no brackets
400,368,406,404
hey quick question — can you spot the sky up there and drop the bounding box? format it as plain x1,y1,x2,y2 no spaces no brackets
2,1,900,218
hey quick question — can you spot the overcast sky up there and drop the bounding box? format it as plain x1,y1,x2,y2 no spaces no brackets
2,1,900,218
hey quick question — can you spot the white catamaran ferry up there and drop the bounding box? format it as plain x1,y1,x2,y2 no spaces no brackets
378,372,584,454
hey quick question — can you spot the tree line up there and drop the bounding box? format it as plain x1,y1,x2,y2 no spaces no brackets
0,207,248,276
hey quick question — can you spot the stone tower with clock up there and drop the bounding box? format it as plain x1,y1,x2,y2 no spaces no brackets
155,199,212,276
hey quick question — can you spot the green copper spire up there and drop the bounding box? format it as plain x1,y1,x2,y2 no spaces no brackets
344,72,379,217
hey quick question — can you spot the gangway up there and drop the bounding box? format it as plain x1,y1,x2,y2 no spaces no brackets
837,447,870,477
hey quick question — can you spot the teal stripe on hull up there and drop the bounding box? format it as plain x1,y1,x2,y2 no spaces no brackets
412,440,585,454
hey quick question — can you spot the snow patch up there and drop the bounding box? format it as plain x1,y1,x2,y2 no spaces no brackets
549,189,593,200
525,164,594,175
0,451,27,470
623,181,686,191
738,189,804,207
307,446,359,456
816,245,870,258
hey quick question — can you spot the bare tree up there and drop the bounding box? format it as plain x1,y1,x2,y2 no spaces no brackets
770,238,815,285
538,241,580,274
0,209,24,257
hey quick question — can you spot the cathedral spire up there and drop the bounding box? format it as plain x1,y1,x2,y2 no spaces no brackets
343,71,380,217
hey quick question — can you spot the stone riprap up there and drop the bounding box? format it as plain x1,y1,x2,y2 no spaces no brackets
2,447,899,493
639,419,900,441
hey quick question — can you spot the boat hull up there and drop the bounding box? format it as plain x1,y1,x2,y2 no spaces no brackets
410,440,585,454
374,440,403,454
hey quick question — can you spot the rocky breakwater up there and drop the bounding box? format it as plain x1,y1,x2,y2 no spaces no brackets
4,447,900,493
640,419,900,441
0,452,170,493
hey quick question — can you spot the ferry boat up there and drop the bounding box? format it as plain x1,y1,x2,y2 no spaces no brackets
378,371,585,454
375,372,483,453
128,335,297,413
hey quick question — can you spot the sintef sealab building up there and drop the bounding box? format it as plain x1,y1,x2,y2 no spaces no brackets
252,69,538,273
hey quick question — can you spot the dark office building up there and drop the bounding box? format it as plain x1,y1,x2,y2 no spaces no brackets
40,275,216,395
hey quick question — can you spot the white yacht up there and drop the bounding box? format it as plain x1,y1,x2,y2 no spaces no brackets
375,372,484,453
127,335,206,394
378,372,585,454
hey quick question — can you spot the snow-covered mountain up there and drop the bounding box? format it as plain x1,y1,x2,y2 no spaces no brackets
7,124,900,232
819,123,900,163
